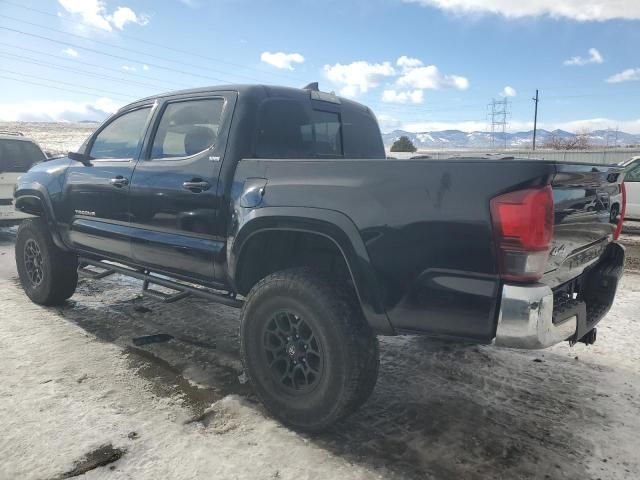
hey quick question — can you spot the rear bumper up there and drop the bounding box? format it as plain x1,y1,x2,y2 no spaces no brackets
495,242,625,349
495,284,575,349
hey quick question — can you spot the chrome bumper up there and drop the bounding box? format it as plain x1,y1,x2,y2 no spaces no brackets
494,284,576,349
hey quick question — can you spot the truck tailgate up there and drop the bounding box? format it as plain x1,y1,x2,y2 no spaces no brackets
544,163,625,288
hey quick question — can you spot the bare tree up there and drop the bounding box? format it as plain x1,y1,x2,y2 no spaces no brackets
543,130,592,150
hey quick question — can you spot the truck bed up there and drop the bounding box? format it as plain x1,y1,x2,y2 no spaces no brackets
234,156,624,341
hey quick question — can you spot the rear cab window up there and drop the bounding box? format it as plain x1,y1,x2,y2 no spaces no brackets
255,95,384,159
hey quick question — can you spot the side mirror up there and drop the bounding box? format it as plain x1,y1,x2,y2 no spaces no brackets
68,151,93,166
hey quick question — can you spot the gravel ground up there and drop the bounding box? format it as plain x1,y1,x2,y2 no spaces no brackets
1,228,640,480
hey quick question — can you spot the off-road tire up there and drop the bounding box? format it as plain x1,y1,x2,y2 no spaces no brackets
240,268,379,432
16,218,78,305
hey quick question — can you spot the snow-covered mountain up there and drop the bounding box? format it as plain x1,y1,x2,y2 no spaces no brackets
382,129,640,149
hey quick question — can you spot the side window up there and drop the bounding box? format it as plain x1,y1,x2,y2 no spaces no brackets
626,161,640,182
150,98,224,160
0,140,46,172
256,99,343,158
90,107,151,159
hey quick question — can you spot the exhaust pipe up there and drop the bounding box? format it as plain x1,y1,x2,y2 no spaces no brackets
578,328,597,345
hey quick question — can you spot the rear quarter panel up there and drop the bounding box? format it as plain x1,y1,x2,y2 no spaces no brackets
233,158,555,341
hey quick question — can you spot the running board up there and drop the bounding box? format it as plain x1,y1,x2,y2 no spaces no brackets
78,262,117,279
77,257,243,309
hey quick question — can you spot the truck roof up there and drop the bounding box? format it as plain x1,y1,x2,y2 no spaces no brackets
119,84,372,114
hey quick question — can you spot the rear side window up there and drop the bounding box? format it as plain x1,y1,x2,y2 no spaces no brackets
150,98,225,160
256,99,343,158
90,107,151,159
0,140,46,172
342,107,385,159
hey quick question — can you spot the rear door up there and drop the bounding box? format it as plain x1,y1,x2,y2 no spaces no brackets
128,93,235,282
625,160,640,219
65,105,153,260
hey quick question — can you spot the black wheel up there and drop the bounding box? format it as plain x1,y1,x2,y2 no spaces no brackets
16,218,78,305
240,268,379,432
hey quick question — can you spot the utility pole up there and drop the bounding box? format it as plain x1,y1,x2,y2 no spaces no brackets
532,89,539,151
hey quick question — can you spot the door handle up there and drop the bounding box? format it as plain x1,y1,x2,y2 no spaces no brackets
110,176,129,187
182,180,210,192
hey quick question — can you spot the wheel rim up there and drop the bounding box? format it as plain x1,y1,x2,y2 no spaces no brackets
262,311,324,393
24,238,44,287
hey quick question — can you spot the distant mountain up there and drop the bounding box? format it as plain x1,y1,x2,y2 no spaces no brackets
383,129,640,149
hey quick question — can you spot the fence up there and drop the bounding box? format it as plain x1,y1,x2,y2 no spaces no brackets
388,149,640,165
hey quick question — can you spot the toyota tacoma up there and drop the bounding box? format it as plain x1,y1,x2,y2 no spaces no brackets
14,84,626,431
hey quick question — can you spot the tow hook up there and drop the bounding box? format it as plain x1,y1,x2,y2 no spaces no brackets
578,328,597,345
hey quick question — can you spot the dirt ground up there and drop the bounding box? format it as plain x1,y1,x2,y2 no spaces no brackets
0,226,639,480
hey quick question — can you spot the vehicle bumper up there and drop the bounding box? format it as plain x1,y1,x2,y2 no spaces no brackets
495,242,625,349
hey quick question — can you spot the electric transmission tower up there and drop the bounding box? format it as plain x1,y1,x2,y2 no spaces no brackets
488,98,510,150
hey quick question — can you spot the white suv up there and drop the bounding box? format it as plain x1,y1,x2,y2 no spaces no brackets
0,132,47,225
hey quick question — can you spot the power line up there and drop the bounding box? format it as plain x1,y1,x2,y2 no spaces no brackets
0,51,173,92
0,73,134,102
0,42,188,89
0,0,305,83
0,69,135,101
0,13,294,85
0,25,238,85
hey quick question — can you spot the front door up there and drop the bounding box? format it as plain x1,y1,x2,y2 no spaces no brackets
128,94,233,282
625,160,640,220
64,105,153,261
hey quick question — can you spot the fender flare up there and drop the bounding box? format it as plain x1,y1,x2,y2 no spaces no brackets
229,206,394,334
14,182,68,251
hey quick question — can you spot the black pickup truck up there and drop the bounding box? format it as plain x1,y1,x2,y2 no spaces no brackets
14,84,626,431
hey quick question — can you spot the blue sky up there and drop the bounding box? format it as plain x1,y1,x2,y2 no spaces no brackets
0,0,639,133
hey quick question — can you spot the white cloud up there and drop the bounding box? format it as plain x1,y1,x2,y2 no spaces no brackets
324,61,396,97
142,64,150,71
110,6,148,30
607,68,640,83
0,97,122,122
397,56,423,73
501,85,516,97
382,89,424,104
57,0,148,32
179,0,200,7
62,48,79,57
260,52,305,70
397,64,470,90
564,48,604,66
403,0,640,21
122,65,137,72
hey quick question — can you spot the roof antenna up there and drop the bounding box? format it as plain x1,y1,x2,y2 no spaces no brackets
303,82,319,91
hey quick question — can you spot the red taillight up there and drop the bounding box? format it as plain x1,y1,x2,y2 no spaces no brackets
490,185,554,282
613,182,626,241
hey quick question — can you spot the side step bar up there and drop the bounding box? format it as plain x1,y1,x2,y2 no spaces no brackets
78,257,243,309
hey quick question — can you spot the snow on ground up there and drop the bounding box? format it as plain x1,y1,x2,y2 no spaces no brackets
0,231,640,479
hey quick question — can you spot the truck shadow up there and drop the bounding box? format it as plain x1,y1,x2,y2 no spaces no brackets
50,274,606,480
